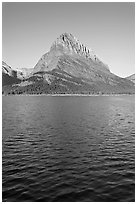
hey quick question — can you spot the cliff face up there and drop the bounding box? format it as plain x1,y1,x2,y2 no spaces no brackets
2,33,135,95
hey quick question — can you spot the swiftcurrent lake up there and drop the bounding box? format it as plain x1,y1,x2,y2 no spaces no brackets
2,95,135,202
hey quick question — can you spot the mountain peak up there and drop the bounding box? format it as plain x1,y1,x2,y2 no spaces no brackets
51,32,78,49
3,34,135,95
51,33,97,61
58,32,78,45
59,32,75,39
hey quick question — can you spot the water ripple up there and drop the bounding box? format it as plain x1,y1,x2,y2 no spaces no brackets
2,95,135,201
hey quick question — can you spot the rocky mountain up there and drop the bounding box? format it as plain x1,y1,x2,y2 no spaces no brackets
125,74,135,83
2,33,135,95
2,61,33,87
33,33,110,75
2,61,19,77
2,61,21,86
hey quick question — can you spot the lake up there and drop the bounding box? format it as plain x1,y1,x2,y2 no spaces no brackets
2,95,135,201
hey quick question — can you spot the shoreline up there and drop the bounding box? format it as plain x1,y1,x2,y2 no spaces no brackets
2,93,135,97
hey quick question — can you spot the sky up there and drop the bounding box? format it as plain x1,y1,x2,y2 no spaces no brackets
2,2,135,77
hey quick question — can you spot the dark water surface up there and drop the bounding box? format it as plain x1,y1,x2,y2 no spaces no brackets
2,95,135,202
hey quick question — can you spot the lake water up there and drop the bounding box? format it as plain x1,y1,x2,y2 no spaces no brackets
2,95,135,202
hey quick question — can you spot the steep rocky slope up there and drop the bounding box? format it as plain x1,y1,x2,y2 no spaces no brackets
2,61,33,89
125,74,135,83
2,61,21,86
2,33,135,95
33,33,110,75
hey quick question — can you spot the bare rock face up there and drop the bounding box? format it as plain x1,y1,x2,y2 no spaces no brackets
51,33,93,58
51,33,97,60
33,33,110,76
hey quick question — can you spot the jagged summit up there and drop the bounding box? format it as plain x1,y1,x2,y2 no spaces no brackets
58,32,76,41
54,32,79,46
33,33,110,74
51,32,97,61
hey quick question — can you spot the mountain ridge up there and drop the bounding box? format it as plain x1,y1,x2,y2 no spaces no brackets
33,33,110,74
125,74,135,83
2,33,135,95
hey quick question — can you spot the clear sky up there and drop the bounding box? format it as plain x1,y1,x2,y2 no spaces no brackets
2,2,135,77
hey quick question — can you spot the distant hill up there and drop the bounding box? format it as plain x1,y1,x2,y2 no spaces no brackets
125,74,135,83
2,33,135,95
